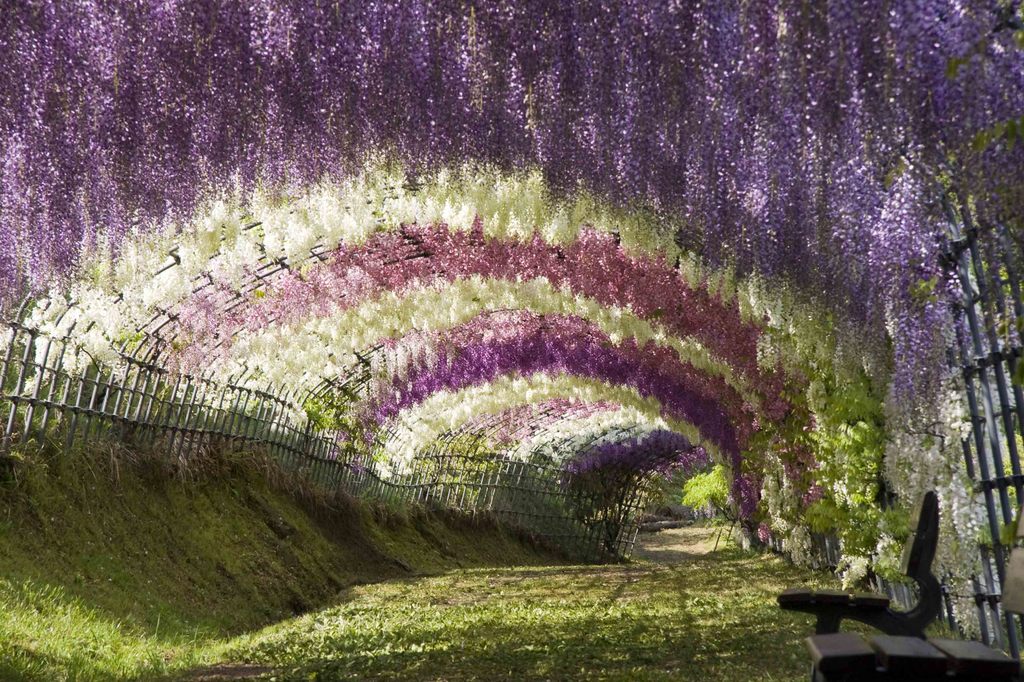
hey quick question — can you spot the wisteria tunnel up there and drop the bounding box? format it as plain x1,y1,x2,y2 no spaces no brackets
1,0,1024,669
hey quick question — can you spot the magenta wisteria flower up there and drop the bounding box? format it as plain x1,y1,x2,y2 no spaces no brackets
174,223,791,415
564,430,709,478
362,311,755,454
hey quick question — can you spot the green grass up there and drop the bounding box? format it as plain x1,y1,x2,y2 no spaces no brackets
0,438,848,681
206,526,840,681
0,439,562,681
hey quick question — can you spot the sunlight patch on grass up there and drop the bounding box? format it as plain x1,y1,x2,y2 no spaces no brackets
0,578,209,681
214,539,837,681
0,442,562,681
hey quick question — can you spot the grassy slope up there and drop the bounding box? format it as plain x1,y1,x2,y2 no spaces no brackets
0,442,562,681
209,526,843,681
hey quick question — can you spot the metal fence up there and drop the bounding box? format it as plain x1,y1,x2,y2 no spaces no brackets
0,308,649,561
943,200,1024,655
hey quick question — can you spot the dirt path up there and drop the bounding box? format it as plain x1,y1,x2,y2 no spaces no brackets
631,523,734,564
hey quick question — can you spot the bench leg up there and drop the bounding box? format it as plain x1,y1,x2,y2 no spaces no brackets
814,612,842,634
810,662,834,682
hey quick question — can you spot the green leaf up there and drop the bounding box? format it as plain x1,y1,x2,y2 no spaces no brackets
909,276,939,306
1001,518,1019,547
1014,360,1024,387
945,56,964,79
972,129,992,153
681,465,730,515
883,159,907,189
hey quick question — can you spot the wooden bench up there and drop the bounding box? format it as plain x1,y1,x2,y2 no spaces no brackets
778,491,942,636
806,631,1020,681
800,497,1024,681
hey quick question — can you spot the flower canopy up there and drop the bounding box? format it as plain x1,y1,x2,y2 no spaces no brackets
1,0,1022,607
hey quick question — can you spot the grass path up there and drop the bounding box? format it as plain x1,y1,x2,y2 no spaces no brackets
191,526,837,681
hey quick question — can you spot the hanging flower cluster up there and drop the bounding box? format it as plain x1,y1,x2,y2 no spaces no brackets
454,399,621,450
362,311,750,457
4,0,1022,400
377,373,701,472
186,276,759,400
507,408,671,464
22,169,754,382
565,430,710,479
175,221,772,401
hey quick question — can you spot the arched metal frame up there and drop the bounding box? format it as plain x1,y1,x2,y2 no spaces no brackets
81,200,772,425
20,197,759,528
0,151,1020,654
7,186,1023,620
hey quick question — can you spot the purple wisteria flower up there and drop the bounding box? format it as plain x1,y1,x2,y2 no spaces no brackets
564,430,710,478
2,1,1021,400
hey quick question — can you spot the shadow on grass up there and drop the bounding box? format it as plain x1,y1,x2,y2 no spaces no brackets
252,599,810,682
219,547,832,682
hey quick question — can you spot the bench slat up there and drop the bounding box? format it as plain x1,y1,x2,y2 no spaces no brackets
869,635,948,677
807,633,876,675
927,637,1020,677
777,588,814,607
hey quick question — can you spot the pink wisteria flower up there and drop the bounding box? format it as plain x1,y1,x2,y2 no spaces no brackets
174,222,793,418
